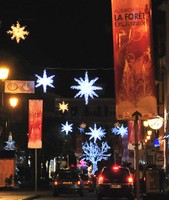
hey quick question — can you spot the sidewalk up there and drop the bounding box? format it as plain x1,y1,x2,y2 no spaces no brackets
0,190,41,200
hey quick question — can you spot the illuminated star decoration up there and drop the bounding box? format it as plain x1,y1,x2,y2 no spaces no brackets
35,69,55,93
85,123,106,143
70,71,103,105
111,124,128,138
61,121,73,135
78,122,87,133
59,101,68,113
7,21,29,43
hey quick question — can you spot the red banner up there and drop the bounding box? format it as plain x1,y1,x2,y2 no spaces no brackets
28,100,43,148
128,120,142,144
111,0,157,120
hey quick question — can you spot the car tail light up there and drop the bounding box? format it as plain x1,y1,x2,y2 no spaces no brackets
76,180,81,185
112,164,120,172
98,175,104,184
54,180,59,186
127,176,134,184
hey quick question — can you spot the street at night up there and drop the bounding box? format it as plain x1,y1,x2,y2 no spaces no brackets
0,1,169,200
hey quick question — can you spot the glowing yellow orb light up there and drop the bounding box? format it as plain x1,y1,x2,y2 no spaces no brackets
7,21,29,43
80,122,87,129
147,130,152,136
0,67,9,80
148,116,163,130
146,135,151,140
9,97,18,108
143,121,149,127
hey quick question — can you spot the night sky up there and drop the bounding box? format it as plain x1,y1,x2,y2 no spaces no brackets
0,0,164,99
0,0,115,98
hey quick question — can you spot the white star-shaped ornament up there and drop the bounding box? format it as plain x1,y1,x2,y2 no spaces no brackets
112,124,128,138
118,124,128,137
59,101,68,113
35,69,55,93
7,21,29,43
70,71,103,105
61,121,73,135
85,123,106,143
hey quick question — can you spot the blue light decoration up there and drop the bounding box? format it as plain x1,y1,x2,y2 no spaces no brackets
154,138,160,147
85,123,106,143
82,141,111,174
61,121,73,135
4,132,16,151
35,69,55,93
111,124,128,138
70,71,103,105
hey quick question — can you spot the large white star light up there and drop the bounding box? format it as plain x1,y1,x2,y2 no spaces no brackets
61,121,73,135
35,69,55,93
112,124,128,138
7,21,29,43
85,123,106,143
70,71,103,105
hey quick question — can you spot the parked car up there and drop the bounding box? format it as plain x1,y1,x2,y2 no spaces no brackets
96,164,134,200
80,173,95,192
52,170,84,196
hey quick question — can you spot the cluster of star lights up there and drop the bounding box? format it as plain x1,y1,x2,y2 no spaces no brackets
35,70,103,105
7,21,29,43
111,123,128,138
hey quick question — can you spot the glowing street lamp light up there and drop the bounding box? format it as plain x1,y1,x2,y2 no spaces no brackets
0,67,9,80
9,97,18,108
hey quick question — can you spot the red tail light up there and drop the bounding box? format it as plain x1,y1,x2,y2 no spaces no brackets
77,180,81,185
112,165,120,172
127,176,134,184
98,175,104,184
54,180,59,186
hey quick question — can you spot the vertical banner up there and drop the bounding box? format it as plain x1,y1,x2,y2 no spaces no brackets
28,100,43,148
128,120,142,144
111,0,157,120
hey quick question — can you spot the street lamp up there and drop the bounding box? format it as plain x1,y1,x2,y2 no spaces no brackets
0,67,9,107
9,97,18,108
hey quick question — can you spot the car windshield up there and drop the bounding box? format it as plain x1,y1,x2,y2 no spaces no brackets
102,167,130,183
57,171,79,181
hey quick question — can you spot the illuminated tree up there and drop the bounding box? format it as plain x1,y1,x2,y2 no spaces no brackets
82,141,111,174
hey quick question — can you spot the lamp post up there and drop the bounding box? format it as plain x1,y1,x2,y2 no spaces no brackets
7,96,19,134
0,67,9,107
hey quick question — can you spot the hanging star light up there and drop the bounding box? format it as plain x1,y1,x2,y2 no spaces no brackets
85,123,106,143
78,122,87,133
61,121,73,135
70,71,103,105
35,69,55,93
112,124,128,138
59,101,68,113
7,21,29,43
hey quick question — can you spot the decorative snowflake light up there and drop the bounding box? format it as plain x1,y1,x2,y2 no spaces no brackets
70,71,103,105
35,69,55,93
111,124,128,138
61,121,73,135
7,21,29,43
86,123,106,143
4,132,16,151
82,141,111,174
59,101,68,113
